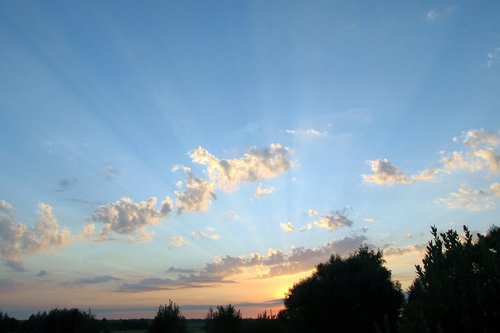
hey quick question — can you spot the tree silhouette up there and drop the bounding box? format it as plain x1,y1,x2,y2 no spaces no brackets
149,300,186,333
17,308,99,333
283,246,404,333
0,311,19,332
205,304,242,333
401,225,500,333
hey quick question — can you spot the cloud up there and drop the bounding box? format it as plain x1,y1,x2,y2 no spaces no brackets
0,278,18,291
363,216,375,223
55,177,78,192
436,183,500,211
285,128,328,138
254,184,274,198
0,200,13,212
76,275,121,285
36,270,48,277
440,151,482,172
223,210,240,220
190,144,293,191
462,128,500,148
0,201,70,271
169,236,186,248
174,166,216,213
104,165,119,180
119,235,367,292
91,196,172,241
474,149,500,172
362,159,412,185
309,210,353,231
307,209,319,217
426,9,438,20
485,48,500,68
192,228,221,240
383,244,426,256
280,222,295,233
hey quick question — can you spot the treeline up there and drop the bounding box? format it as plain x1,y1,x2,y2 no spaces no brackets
1,225,499,333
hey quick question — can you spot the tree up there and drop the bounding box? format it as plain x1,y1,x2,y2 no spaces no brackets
149,300,186,333
205,304,242,333
18,308,99,333
401,225,500,333
283,246,404,333
0,311,19,332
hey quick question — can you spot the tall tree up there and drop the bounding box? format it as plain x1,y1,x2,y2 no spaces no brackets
283,246,404,333
401,226,500,333
149,300,187,333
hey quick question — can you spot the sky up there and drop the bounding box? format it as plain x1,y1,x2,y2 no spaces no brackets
1,0,500,319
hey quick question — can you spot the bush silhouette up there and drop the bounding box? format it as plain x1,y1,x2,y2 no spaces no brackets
0,311,19,332
283,246,403,333
17,308,99,333
149,300,186,333
205,304,242,333
401,225,500,333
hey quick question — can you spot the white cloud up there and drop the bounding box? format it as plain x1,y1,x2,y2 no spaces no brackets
474,149,500,172
192,227,221,240
169,236,186,248
362,159,413,185
462,128,500,147
426,9,438,20
307,209,319,217
363,216,375,223
436,183,500,211
223,210,240,220
174,167,216,213
309,210,353,231
91,196,172,240
0,201,70,271
485,48,500,68
285,128,328,137
440,151,482,172
254,183,274,198
280,222,295,233
190,143,293,191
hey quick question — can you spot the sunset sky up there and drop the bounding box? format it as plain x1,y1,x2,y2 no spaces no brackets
1,0,500,319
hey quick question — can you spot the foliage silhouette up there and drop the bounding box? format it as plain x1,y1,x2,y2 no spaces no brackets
149,300,186,333
205,304,242,333
17,308,99,333
283,246,404,333
0,311,20,332
401,225,500,333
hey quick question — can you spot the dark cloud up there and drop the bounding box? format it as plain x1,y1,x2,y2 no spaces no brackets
36,270,48,277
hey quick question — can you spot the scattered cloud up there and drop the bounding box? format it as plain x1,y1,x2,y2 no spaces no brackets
436,183,500,211
174,166,216,213
55,177,78,192
383,244,426,256
485,47,500,68
426,9,438,20
91,196,172,241
190,144,293,191
308,209,353,231
169,236,186,248
364,128,500,186
462,128,500,148
307,209,319,217
0,278,18,291
76,275,121,285
192,228,221,240
285,128,328,138
0,201,70,271
36,270,48,277
362,159,412,185
363,216,375,223
119,235,367,292
280,222,295,233
223,210,240,220
254,184,274,198
104,165,119,180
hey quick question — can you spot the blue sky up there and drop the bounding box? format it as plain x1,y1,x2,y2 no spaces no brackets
1,0,500,319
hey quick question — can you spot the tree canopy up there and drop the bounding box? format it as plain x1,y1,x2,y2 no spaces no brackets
283,246,404,333
149,300,186,333
402,225,500,333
